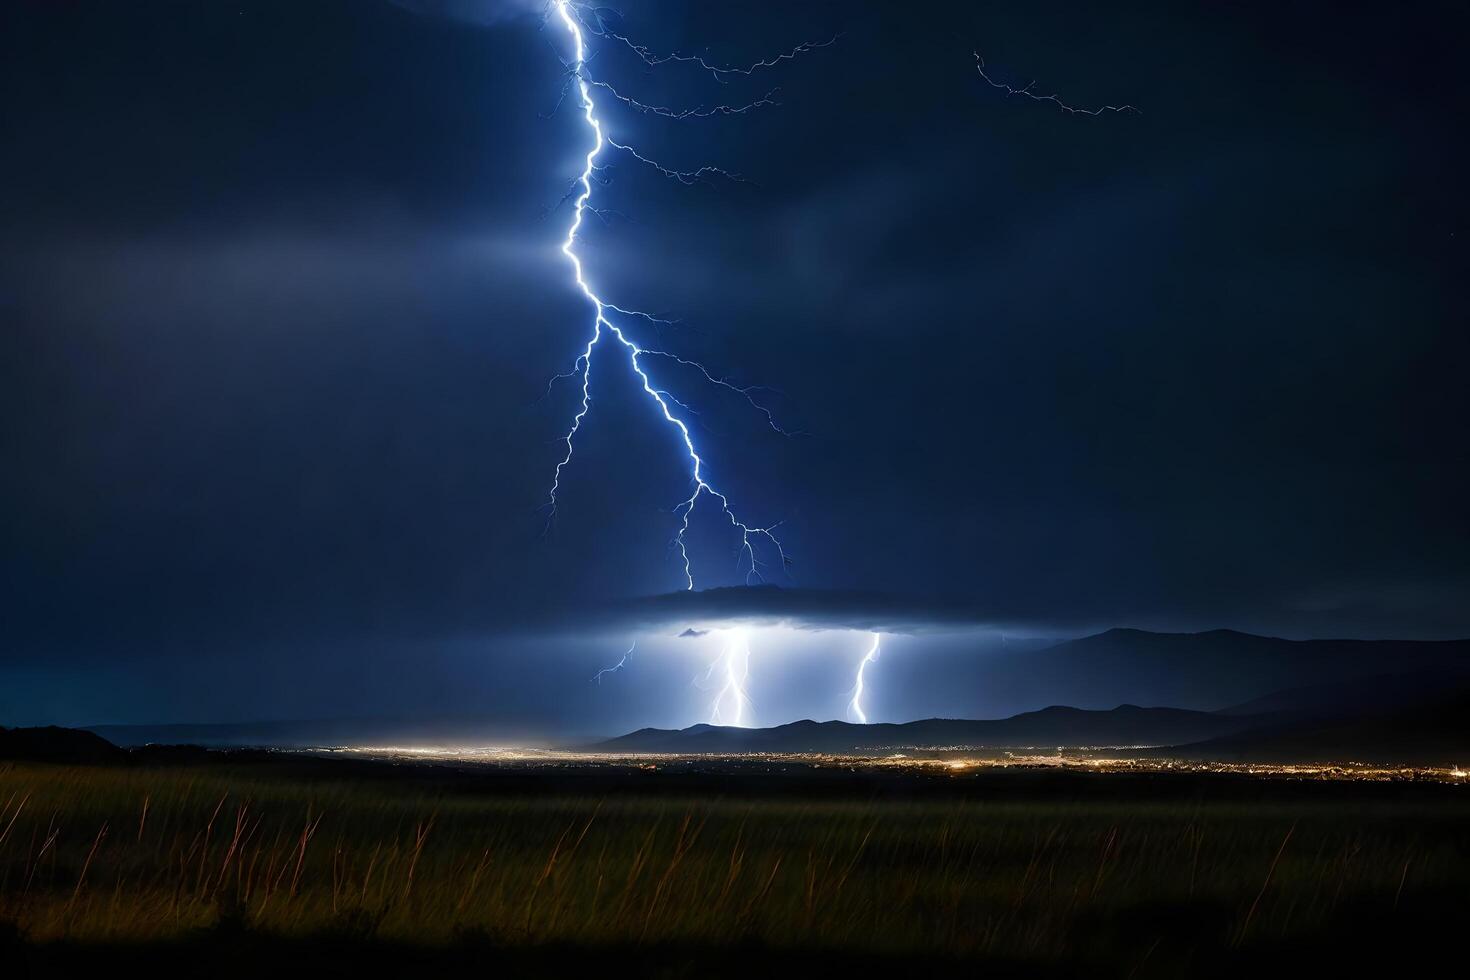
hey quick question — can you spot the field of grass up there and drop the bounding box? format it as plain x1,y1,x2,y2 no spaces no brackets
1,760,1465,975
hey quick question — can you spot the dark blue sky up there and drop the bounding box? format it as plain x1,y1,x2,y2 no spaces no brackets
2,1,1466,729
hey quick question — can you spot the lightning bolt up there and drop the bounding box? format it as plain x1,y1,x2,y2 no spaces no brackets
542,16,1127,729
591,640,635,684
544,1,825,591
847,632,882,724
580,13,838,82
974,53,1139,115
591,79,780,119
708,628,752,727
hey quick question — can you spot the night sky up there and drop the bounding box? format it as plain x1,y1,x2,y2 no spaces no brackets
2,1,1466,732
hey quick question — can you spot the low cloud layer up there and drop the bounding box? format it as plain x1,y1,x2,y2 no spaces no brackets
560,586,1083,638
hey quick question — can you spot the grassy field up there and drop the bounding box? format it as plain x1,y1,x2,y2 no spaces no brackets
1,759,1465,975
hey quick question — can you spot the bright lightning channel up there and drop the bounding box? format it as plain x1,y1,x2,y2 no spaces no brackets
847,632,882,724
708,628,752,727
545,0,797,592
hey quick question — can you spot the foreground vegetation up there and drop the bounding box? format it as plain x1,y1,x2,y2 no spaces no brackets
1,760,1465,975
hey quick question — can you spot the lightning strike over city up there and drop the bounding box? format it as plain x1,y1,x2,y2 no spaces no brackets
707,627,753,726
539,5,1151,728
847,632,883,724
541,1,838,724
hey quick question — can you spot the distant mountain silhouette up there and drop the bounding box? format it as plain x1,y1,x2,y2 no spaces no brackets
977,628,1470,713
595,704,1266,754
1218,669,1470,718
1162,691,1470,765
0,725,127,764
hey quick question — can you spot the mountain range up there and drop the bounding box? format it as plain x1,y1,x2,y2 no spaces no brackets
596,704,1265,754
594,629,1470,762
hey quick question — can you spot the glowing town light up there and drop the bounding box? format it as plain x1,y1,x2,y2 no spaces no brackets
709,628,752,727
847,632,882,724
544,0,795,590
